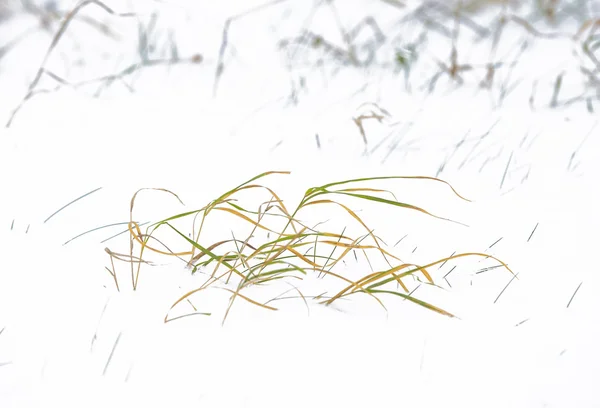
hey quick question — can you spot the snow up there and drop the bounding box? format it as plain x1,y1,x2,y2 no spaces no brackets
1,0,599,407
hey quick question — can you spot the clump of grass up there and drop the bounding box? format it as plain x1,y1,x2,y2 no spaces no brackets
106,171,513,325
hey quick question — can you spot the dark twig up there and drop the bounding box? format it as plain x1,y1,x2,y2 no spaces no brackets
499,151,513,190
566,281,583,308
494,272,519,303
527,223,538,242
487,237,503,250
102,331,122,376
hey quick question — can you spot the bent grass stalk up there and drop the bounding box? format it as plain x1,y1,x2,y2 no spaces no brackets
106,171,514,324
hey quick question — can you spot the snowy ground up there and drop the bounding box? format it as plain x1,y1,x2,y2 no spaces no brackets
1,1,599,407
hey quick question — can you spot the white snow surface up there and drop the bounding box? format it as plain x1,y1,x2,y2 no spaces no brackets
0,1,599,407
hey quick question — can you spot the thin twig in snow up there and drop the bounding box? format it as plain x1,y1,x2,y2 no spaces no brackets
102,331,122,376
494,272,519,303
527,222,539,242
566,281,583,308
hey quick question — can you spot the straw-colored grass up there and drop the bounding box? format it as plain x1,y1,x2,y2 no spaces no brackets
105,171,513,324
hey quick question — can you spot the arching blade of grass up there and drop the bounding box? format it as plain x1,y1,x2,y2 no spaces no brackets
226,200,293,224
44,186,103,224
357,261,434,287
221,287,278,311
363,289,455,318
164,311,212,324
320,191,468,226
266,283,309,315
211,206,283,234
129,221,194,257
336,187,399,201
165,285,212,323
63,220,133,245
311,175,471,202
216,171,291,201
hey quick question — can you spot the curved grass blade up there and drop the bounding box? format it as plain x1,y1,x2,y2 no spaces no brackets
365,289,455,318
313,175,471,202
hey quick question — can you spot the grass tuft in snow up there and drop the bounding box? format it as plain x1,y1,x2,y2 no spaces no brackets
104,171,514,325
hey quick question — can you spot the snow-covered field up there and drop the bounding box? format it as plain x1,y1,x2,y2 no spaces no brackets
0,1,599,407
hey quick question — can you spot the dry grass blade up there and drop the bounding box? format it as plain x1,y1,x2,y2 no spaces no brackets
221,287,278,311
312,175,471,202
367,289,455,317
327,191,467,225
318,239,404,271
129,188,184,290
128,221,193,257
212,206,282,234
